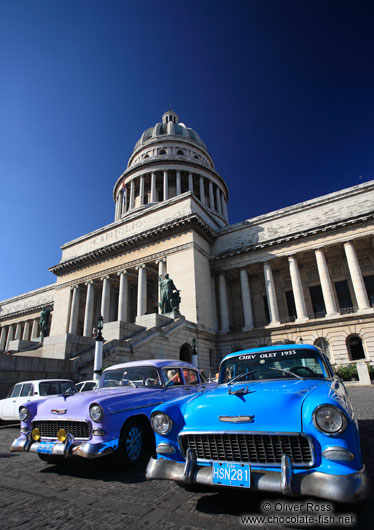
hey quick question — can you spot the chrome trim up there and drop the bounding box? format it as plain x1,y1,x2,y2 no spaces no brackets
218,415,255,423
323,446,355,461
183,448,196,484
178,430,315,468
312,404,348,436
146,458,369,503
156,443,176,455
281,454,292,495
108,402,163,415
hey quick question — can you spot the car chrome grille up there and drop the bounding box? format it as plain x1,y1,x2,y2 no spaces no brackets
180,433,313,467
32,420,91,440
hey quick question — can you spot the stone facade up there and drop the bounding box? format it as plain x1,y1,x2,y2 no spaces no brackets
1,110,374,383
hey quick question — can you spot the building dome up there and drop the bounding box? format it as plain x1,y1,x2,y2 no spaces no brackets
133,110,208,154
113,110,229,228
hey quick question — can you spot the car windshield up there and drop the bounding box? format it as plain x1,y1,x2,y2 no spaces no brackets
100,366,161,388
219,348,329,384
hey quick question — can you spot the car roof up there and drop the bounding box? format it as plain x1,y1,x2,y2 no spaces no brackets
103,359,196,371
222,344,320,363
11,379,74,385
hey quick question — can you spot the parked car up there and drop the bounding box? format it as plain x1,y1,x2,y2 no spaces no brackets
146,345,369,503
11,359,212,467
76,380,97,392
0,380,77,422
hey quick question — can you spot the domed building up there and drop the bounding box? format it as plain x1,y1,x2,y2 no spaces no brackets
1,110,374,391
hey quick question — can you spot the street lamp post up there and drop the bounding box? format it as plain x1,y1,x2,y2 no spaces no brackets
93,316,104,381
192,338,198,367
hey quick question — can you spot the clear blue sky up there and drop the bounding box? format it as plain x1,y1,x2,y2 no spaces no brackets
1,0,373,301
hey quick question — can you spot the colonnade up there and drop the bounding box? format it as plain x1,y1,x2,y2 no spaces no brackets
216,239,373,332
67,259,167,337
114,169,228,222
0,317,40,351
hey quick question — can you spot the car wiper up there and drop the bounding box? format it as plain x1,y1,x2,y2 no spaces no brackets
268,367,303,379
227,370,257,385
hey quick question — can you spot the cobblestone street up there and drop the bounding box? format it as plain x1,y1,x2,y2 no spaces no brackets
0,387,373,530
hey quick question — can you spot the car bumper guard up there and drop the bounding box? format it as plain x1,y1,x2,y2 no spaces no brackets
146,449,369,503
10,433,118,459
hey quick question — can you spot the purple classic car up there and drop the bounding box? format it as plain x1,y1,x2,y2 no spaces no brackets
11,359,210,467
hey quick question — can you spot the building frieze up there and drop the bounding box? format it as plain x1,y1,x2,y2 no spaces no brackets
54,242,196,290
0,302,54,323
50,213,214,276
211,211,374,263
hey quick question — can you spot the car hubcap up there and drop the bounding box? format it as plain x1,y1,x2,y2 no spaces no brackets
126,426,142,460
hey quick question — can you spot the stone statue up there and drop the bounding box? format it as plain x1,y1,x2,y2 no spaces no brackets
159,274,181,314
39,306,51,339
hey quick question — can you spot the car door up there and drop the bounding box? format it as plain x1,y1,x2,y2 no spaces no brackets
1,383,34,421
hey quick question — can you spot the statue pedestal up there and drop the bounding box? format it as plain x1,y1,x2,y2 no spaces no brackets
163,311,181,320
135,313,173,328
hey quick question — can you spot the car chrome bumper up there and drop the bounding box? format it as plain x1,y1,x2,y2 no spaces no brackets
10,434,118,459
146,450,369,503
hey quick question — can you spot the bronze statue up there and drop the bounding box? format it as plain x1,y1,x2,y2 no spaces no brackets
39,306,51,339
159,274,181,314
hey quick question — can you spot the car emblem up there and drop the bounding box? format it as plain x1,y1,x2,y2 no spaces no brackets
218,415,255,423
51,409,67,414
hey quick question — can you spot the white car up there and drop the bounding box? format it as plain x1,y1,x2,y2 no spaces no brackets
75,380,97,392
0,379,77,422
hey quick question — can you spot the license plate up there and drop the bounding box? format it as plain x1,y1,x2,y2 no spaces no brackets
212,462,250,488
37,441,56,454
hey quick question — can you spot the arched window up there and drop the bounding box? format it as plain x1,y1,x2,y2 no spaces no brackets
347,335,366,361
177,149,184,156
314,338,330,359
159,149,166,155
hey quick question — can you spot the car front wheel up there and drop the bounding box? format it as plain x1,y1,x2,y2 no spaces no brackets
116,419,147,468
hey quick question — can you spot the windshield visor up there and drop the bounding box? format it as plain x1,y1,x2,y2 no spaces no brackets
219,349,329,384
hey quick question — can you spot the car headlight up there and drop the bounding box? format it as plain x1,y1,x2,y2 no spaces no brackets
151,412,173,435
89,403,104,422
19,406,30,422
313,405,347,434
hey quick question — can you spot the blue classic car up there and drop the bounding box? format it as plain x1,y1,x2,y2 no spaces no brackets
11,359,210,467
146,345,369,502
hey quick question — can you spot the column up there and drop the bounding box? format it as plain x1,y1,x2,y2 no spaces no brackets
209,181,215,209
6,325,15,349
0,326,7,350
263,262,280,325
211,276,218,330
101,276,111,323
218,272,230,332
223,198,229,222
137,265,147,317
288,255,308,322
199,176,205,205
129,180,135,209
176,170,181,195
156,259,166,313
31,319,39,339
139,175,145,206
69,285,80,334
188,172,193,192
15,322,23,340
216,187,222,215
114,196,119,221
240,269,254,330
315,248,339,317
83,281,95,337
118,270,129,322
221,193,228,221
22,320,31,341
344,241,371,312
151,172,157,202
163,170,168,200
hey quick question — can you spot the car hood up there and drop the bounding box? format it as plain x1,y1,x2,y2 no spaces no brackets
32,387,163,418
181,379,328,433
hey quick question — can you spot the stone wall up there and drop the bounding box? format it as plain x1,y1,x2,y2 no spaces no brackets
0,354,78,398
